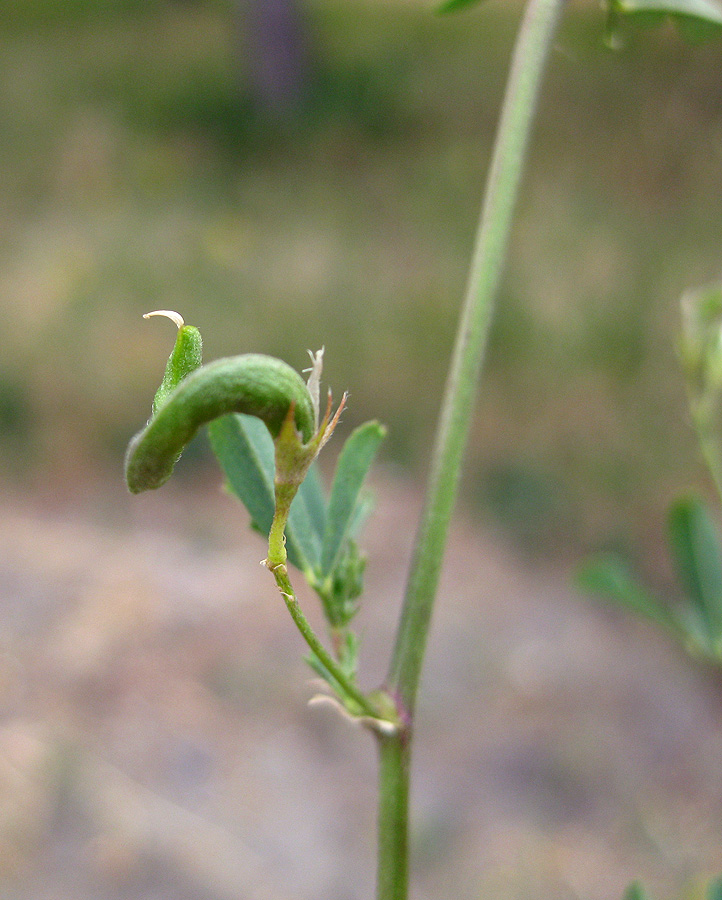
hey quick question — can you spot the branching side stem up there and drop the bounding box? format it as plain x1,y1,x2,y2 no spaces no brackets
268,560,381,719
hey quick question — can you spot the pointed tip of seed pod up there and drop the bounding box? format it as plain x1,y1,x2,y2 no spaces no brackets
143,310,185,329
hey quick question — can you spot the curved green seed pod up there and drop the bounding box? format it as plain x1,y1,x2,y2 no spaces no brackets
150,319,203,416
125,354,316,494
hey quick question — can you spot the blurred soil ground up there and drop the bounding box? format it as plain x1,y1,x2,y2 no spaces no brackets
1,471,722,900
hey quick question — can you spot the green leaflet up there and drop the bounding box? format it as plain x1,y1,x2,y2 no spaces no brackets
210,411,385,634
208,413,275,537
320,420,387,579
614,0,722,24
209,413,323,574
211,414,385,582
577,498,722,662
668,495,722,640
576,553,679,634
435,0,489,16
622,883,652,900
620,876,722,900
708,877,722,900
606,0,722,41
437,0,722,28
299,461,327,543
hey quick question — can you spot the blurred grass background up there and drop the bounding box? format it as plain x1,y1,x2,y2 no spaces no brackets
4,4,722,898
1,0,722,562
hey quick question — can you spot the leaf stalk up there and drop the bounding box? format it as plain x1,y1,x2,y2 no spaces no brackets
267,559,381,719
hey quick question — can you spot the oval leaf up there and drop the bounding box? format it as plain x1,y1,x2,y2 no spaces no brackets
668,496,722,639
612,0,722,28
208,413,324,574
436,0,489,15
708,878,722,900
576,553,678,632
320,420,386,578
297,460,327,544
623,883,653,900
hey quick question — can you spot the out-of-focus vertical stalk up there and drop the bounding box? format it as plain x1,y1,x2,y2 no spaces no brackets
377,2,567,897
388,0,567,717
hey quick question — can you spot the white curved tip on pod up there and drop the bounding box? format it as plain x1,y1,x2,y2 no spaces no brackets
143,310,185,329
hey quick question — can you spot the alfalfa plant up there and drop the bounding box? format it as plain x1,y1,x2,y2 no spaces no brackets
126,2,722,898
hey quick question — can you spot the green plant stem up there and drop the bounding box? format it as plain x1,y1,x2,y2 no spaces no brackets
376,3,566,898
376,733,410,900
267,483,297,568
387,0,567,716
268,561,381,719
